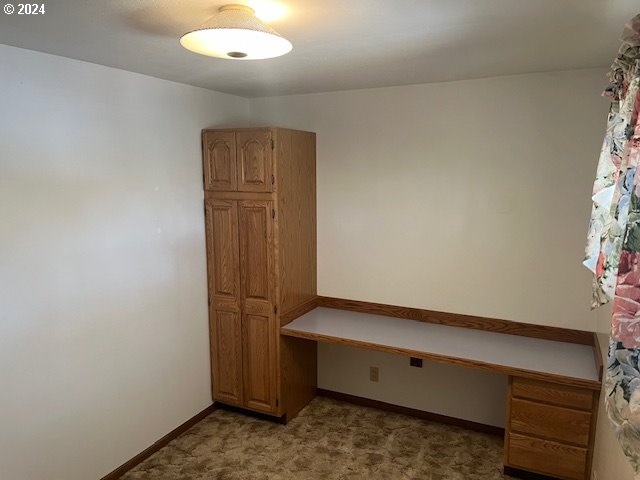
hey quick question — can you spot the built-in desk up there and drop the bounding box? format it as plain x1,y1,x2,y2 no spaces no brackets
281,300,603,480
282,307,600,389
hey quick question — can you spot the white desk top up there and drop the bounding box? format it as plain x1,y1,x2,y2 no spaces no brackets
281,307,600,388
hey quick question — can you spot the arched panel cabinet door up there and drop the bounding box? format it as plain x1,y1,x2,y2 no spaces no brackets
236,130,273,193
203,131,237,191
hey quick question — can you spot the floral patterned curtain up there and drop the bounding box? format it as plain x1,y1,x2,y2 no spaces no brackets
584,14,640,474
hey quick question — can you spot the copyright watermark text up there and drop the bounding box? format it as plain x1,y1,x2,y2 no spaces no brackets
3,4,46,15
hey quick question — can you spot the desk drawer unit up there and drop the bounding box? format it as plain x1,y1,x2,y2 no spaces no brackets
504,377,598,480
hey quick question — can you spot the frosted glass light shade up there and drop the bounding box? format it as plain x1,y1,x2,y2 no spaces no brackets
180,4,292,60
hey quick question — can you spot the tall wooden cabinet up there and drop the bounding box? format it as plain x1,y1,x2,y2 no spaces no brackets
203,127,317,420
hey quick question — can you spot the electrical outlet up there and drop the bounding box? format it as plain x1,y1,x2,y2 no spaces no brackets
410,357,423,368
369,366,379,382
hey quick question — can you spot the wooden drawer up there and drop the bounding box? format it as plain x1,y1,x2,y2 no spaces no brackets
508,433,587,480
510,398,591,446
512,377,593,410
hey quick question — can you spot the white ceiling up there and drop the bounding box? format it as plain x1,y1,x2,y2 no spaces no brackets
0,0,637,98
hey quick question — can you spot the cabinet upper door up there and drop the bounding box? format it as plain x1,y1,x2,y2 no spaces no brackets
236,130,273,193
203,131,237,191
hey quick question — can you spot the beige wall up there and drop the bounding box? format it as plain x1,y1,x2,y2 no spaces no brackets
251,69,608,330
318,343,508,426
250,70,636,476
0,45,249,480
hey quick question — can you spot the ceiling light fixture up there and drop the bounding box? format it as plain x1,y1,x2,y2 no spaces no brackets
180,4,292,60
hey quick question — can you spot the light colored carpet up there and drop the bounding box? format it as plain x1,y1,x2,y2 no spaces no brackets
122,397,514,480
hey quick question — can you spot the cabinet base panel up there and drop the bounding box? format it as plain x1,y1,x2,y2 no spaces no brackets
213,402,286,424
504,466,562,480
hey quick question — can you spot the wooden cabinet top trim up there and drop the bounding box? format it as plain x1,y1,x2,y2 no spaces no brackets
281,305,601,390
202,127,316,135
